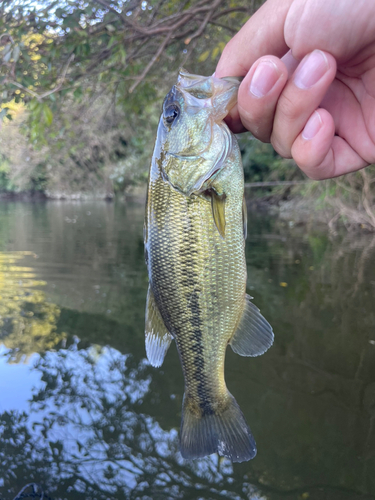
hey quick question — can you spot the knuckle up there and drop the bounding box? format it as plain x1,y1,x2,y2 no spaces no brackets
270,133,292,159
239,109,271,142
252,126,271,143
238,96,275,142
291,149,335,180
303,164,332,180
277,92,300,122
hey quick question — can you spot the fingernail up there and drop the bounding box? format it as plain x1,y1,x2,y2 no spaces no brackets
250,60,280,98
302,110,323,140
294,50,329,89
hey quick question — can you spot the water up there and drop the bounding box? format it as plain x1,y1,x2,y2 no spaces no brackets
0,200,374,500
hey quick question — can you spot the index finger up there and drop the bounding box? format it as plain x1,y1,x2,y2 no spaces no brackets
215,0,292,78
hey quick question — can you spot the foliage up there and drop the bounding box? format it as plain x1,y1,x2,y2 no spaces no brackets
0,102,47,191
1,0,373,229
0,88,161,196
301,166,375,231
0,0,259,139
39,86,159,196
0,0,263,195
237,134,302,184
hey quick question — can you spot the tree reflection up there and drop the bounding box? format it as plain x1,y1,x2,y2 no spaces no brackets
1,214,375,499
0,342,264,500
0,252,66,362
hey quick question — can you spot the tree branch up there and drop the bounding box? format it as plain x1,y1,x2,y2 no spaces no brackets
185,0,223,43
129,31,173,93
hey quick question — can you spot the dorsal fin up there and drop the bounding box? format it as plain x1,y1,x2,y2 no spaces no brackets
230,294,274,356
145,286,173,367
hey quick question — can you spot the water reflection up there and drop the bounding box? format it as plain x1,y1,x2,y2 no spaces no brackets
0,252,65,363
0,202,375,499
0,341,261,499
27,344,246,499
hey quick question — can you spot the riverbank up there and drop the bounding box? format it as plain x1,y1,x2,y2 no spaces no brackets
0,190,114,202
2,184,374,233
0,190,47,201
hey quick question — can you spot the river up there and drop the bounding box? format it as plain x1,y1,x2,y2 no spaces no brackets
0,200,374,500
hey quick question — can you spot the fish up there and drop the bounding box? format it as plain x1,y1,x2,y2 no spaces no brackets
144,69,274,463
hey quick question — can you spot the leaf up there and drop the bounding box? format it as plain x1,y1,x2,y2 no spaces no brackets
28,99,39,111
119,46,126,64
211,46,219,60
0,108,9,121
3,44,12,63
198,50,210,62
107,36,117,49
43,104,53,126
12,46,20,62
55,7,64,18
73,87,82,99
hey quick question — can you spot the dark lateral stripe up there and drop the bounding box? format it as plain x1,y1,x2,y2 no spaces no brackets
179,206,213,415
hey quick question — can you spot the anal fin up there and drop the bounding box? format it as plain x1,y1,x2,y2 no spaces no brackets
230,294,274,356
145,286,173,367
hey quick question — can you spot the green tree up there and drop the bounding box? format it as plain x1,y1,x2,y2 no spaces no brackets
0,0,258,135
0,0,263,195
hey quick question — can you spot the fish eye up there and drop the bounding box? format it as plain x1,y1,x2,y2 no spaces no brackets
164,104,180,125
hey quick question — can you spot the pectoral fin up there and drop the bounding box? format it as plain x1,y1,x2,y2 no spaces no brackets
145,286,173,367
211,191,226,239
230,294,274,356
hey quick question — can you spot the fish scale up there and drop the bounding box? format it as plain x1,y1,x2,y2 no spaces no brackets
144,70,274,462
153,172,241,388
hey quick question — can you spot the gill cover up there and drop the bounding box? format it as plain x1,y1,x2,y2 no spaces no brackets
159,69,241,198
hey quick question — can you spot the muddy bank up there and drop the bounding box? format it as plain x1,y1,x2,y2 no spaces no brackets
0,190,47,201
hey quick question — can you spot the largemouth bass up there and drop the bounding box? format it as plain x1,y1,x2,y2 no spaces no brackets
144,69,274,462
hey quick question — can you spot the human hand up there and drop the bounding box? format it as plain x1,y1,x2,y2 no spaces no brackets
215,0,375,179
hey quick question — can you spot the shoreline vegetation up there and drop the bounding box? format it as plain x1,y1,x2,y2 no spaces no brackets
0,0,374,232
1,102,374,231
1,103,374,232
2,174,375,234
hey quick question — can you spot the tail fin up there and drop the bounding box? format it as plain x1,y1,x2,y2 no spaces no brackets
180,392,256,463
